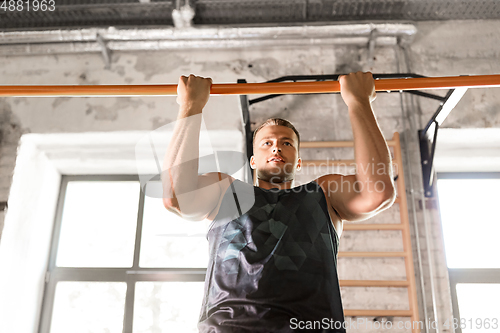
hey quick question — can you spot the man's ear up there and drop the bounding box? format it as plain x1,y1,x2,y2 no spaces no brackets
296,157,302,171
250,156,255,169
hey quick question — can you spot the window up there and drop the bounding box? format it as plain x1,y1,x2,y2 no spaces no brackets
436,172,500,333
38,175,210,333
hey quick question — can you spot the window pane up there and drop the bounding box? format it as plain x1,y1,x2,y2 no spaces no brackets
140,182,210,268
437,178,500,268
50,282,127,333
56,181,140,267
133,282,205,333
456,283,500,332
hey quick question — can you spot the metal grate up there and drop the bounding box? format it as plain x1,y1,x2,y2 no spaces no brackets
407,0,500,20
327,0,407,21
194,0,307,24
0,1,174,29
1,0,499,31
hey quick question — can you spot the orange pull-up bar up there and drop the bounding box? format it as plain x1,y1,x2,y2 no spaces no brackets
1,74,499,97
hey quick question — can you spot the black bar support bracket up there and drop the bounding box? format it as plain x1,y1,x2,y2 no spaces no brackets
237,79,254,184
419,87,468,197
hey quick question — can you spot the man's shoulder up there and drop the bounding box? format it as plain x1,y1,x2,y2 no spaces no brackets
200,172,236,185
203,173,256,222
313,173,344,189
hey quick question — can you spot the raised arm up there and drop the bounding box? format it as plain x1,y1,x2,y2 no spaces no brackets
321,72,396,222
162,74,224,221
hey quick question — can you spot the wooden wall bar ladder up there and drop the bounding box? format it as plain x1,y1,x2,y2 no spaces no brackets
300,132,420,333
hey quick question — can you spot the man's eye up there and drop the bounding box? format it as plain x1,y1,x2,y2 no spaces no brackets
284,142,291,146
264,142,270,145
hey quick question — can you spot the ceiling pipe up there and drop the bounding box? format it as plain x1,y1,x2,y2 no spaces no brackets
0,23,417,57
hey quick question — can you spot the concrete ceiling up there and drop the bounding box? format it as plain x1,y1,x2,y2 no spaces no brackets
1,0,499,30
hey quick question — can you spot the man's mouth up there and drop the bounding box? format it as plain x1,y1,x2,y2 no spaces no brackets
268,157,285,163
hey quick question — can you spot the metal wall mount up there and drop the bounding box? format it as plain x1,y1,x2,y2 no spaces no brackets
418,87,468,197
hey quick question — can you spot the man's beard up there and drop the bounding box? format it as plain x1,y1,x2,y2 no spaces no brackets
257,165,294,183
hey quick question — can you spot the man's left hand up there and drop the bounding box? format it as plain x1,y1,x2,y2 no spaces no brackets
338,71,377,107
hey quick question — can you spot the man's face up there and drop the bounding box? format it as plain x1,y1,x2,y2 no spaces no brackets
250,125,301,183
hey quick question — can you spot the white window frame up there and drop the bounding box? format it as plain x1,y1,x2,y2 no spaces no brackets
436,172,500,333
434,128,500,333
0,129,246,333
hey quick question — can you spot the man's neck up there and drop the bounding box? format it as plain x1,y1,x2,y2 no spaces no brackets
254,177,295,190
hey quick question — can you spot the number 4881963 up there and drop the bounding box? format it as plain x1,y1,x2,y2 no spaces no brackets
1,0,56,12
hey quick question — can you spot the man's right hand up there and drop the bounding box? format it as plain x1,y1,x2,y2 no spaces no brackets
176,74,213,111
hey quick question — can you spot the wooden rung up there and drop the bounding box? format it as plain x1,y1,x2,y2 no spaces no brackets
343,223,404,230
344,309,413,317
301,159,355,166
340,280,410,287
300,140,397,148
301,159,398,167
338,251,407,258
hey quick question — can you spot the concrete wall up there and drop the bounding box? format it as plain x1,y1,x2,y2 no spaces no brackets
0,19,499,333
407,20,500,333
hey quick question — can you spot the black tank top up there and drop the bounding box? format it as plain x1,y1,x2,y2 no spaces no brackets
198,179,346,333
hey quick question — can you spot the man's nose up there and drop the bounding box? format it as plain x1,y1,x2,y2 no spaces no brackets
273,146,281,152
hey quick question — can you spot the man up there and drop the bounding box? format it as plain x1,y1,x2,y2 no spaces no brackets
162,72,396,332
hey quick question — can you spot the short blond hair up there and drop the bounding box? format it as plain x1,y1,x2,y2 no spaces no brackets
252,118,300,150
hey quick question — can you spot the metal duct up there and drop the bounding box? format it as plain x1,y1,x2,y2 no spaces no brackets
0,23,417,57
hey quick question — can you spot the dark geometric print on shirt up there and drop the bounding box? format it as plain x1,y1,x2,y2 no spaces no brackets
198,179,346,333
